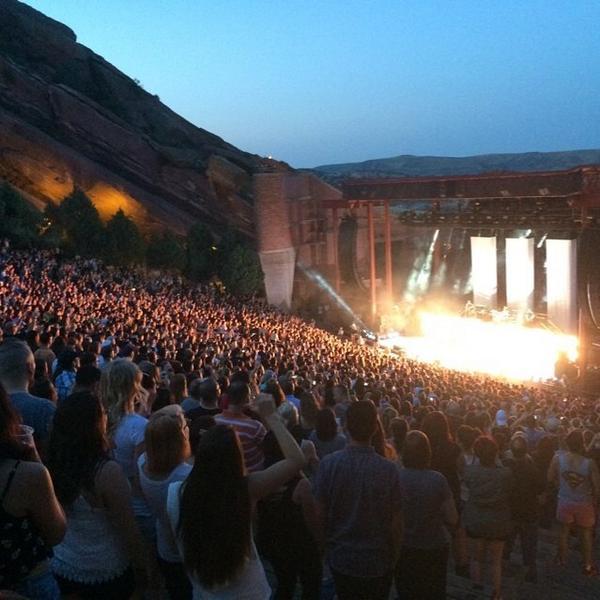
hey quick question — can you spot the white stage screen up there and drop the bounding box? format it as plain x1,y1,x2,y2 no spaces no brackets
546,239,577,333
470,236,497,307
506,238,534,311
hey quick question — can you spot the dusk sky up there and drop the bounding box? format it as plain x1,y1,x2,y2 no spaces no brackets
26,0,600,168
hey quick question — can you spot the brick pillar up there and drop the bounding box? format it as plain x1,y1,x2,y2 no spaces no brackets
384,201,393,302
254,173,296,311
368,203,377,319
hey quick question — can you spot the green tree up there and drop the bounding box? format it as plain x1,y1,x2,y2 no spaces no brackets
219,243,263,296
51,189,104,256
185,222,216,281
39,202,65,248
0,184,42,247
146,230,185,271
104,209,145,266
211,227,240,274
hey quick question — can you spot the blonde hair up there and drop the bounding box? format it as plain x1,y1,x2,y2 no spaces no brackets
100,359,141,433
145,407,190,474
278,401,298,428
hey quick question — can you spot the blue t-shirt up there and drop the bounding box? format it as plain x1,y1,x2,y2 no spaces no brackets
285,394,301,411
308,431,346,459
397,468,452,549
180,397,200,412
314,445,403,577
9,391,56,441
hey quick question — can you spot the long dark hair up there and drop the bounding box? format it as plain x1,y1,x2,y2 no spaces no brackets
0,383,22,459
421,411,452,449
315,407,337,442
178,425,251,589
47,391,110,505
403,430,432,469
390,417,409,456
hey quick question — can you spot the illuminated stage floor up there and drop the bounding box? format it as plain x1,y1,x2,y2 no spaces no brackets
379,312,578,381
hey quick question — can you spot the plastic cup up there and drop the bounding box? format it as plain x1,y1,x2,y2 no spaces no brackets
15,424,34,447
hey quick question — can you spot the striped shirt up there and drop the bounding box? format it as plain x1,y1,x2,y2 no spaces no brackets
215,411,267,472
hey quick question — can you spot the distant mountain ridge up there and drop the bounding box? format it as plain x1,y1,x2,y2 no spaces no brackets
312,149,600,185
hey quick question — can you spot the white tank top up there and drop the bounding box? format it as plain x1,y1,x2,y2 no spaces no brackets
167,481,271,600
52,495,129,583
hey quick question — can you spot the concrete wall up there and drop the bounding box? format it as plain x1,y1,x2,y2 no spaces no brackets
253,171,342,310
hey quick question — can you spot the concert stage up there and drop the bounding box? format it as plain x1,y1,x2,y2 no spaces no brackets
379,309,578,381
332,167,600,374
255,166,600,374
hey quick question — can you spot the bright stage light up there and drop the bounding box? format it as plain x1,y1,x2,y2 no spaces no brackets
404,229,439,302
379,311,578,381
297,263,367,328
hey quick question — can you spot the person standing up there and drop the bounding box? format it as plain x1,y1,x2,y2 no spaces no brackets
0,339,55,456
47,392,152,597
312,401,403,600
34,332,56,375
548,429,600,575
309,408,346,459
53,350,78,404
463,436,513,600
257,404,321,599
503,432,545,582
138,405,193,599
396,430,457,600
421,412,461,514
281,378,301,411
0,383,65,598
167,393,306,600
184,378,221,418
214,381,267,472
100,359,152,541
422,410,466,576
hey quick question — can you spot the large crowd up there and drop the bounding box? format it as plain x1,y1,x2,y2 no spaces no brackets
1,244,600,600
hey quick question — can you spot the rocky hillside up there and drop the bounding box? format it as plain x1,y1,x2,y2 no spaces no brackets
312,149,600,186
0,0,287,235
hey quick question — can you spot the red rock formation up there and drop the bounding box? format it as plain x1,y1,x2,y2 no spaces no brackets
0,0,288,234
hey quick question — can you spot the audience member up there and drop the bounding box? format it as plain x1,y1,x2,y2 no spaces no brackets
138,405,193,599
100,359,152,540
0,383,65,598
463,436,513,599
47,392,151,597
396,430,458,600
214,381,266,472
167,394,306,599
549,429,600,575
53,350,78,404
185,378,221,418
309,408,346,459
503,431,545,582
0,339,55,454
313,401,403,600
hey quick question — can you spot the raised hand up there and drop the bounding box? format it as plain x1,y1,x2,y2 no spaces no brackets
256,392,277,421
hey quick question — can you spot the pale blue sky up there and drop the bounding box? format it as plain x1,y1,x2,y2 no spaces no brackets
25,0,600,168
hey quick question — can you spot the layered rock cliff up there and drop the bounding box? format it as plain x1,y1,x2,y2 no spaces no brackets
0,0,287,234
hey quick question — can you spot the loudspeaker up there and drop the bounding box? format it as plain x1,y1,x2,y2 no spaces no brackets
338,215,365,289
